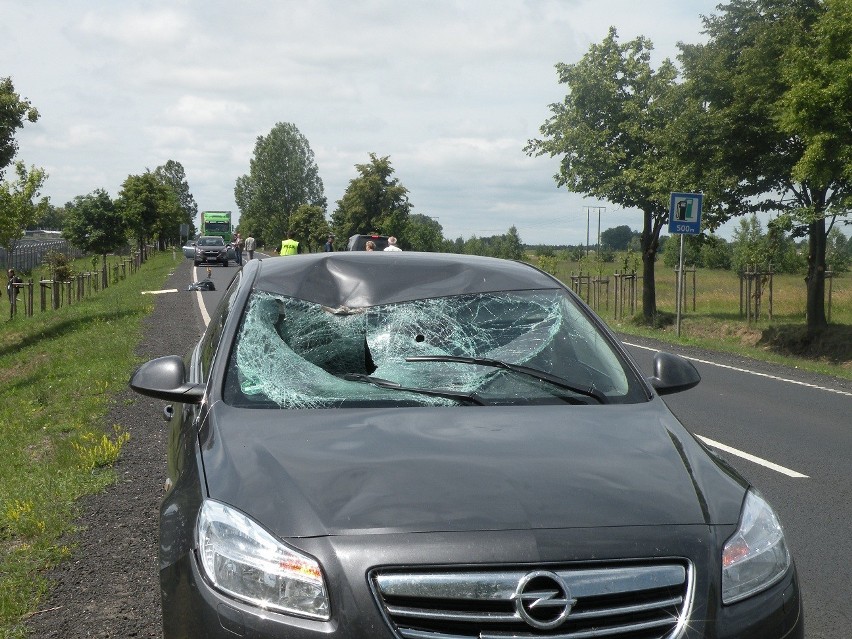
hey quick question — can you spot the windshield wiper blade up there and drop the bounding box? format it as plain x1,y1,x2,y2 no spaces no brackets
404,356,607,404
340,373,485,405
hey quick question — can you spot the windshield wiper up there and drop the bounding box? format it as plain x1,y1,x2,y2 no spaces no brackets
404,355,607,404
340,373,485,405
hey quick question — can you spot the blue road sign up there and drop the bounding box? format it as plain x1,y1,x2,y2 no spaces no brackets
668,193,703,235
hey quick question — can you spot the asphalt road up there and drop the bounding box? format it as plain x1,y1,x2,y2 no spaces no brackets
189,256,851,637
623,337,852,638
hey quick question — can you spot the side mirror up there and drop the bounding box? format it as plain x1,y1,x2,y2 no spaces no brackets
129,355,205,404
648,351,700,395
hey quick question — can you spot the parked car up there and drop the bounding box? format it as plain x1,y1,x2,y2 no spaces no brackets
193,235,230,267
130,252,803,639
347,233,389,251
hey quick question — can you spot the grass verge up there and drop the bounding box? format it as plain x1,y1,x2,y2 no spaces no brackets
0,251,179,638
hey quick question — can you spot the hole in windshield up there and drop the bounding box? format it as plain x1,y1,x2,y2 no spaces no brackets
224,290,645,409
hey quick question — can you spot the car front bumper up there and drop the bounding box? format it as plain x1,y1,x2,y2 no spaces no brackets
160,527,804,639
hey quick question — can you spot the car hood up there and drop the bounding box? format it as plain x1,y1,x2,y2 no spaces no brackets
201,400,746,538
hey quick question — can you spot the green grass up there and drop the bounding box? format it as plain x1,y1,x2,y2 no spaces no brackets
532,254,852,379
0,251,179,638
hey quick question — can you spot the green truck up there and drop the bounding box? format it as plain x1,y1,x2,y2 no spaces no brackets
200,211,233,243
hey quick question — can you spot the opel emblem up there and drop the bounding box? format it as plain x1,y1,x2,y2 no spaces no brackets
512,570,576,630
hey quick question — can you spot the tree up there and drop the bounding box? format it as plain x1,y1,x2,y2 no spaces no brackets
679,0,852,331
600,225,635,250
0,161,48,262
235,123,326,248
526,28,683,323
826,227,850,272
405,214,445,252
288,204,330,252
34,203,67,231
0,77,39,178
155,160,197,237
117,171,180,259
332,154,411,241
64,189,127,273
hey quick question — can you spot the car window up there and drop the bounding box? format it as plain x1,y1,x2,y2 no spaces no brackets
198,271,243,381
224,289,646,408
198,237,224,246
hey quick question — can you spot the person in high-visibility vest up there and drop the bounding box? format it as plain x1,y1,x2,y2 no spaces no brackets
280,231,300,256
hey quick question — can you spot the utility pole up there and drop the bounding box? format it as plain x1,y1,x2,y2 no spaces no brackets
583,207,606,256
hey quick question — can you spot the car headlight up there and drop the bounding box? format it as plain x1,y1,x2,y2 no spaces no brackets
722,490,791,604
196,499,330,619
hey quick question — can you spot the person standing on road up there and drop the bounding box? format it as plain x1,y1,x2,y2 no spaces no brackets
234,233,244,265
383,236,402,251
245,234,256,260
280,231,300,255
324,235,334,252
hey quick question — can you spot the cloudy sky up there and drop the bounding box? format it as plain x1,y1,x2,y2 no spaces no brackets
4,0,724,245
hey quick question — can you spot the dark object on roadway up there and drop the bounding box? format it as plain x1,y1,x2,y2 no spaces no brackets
130,252,804,639
186,279,215,291
347,233,389,251
193,235,230,267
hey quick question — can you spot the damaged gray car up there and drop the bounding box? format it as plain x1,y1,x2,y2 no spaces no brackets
130,251,803,639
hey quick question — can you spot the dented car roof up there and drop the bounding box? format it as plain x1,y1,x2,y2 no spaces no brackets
252,252,560,308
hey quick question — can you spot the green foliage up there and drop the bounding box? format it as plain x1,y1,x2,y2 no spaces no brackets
0,77,39,177
289,204,330,252
42,249,74,281
679,0,851,329
456,227,526,260
526,27,684,319
777,0,852,190
600,225,636,251
33,203,66,231
154,160,198,238
0,161,49,257
730,215,805,274
662,234,702,268
332,153,411,240
63,189,127,257
404,213,444,252
700,235,733,270
235,122,326,249
117,171,180,252
827,226,851,272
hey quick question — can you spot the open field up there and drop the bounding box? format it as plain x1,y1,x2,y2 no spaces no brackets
0,251,178,638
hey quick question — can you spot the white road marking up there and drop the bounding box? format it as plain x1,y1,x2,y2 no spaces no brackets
624,341,817,478
624,341,852,397
193,267,212,326
141,289,178,295
696,435,809,478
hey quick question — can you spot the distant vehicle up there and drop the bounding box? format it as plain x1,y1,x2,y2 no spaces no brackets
347,233,389,251
193,236,230,267
200,211,233,243
130,252,803,639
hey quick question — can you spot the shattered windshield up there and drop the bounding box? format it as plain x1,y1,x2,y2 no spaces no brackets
223,289,645,409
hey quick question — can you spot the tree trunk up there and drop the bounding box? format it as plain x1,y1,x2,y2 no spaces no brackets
805,215,827,333
640,208,657,323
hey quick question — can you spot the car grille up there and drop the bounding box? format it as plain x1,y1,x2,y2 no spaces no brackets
372,562,692,639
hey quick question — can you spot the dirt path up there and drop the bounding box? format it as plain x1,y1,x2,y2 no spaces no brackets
26,258,203,638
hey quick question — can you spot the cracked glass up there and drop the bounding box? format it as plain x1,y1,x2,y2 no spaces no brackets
224,289,642,408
